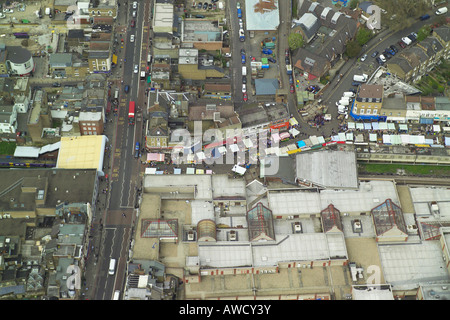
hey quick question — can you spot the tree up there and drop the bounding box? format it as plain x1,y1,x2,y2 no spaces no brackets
356,27,373,46
416,25,432,42
349,0,359,10
288,33,304,50
346,40,362,58
375,0,428,32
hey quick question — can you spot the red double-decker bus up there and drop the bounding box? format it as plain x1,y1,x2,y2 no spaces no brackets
128,101,135,125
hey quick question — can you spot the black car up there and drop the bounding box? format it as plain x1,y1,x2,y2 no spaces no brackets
268,57,276,63
390,45,398,53
203,3,208,9
348,88,357,93
197,2,202,9
285,57,290,64
242,76,247,84
240,48,245,55
289,75,294,84
208,3,212,9
407,34,416,42
384,51,392,59
351,81,361,86
371,51,379,58
376,57,383,65
124,85,130,93
52,82,61,87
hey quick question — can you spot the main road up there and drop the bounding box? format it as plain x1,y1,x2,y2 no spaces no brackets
93,0,150,300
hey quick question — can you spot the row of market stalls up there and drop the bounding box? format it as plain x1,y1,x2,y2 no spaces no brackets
145,167,215,175
347,121,449,133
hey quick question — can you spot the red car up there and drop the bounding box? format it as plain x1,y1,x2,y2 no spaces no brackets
397,40,406,49
131,19,135,28
243,93,248,102
285,49,290,57
290,84,295,93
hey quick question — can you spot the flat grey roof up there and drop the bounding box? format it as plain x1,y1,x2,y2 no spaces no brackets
296,150,358,189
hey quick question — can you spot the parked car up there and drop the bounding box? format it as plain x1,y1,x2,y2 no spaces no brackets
240,48,245,55
379,54,387,62
419,14,430,21
197,2,202,9
383,51,392,59
351,81,361,86
203,3,208,10
243,92,248,102
376,57,383,65
124,85,130,93
242,76,247,84
390,45,398,53
52,83,61,87
268,57,276,63
398,40,407,48
435,7,448,15
290,84,295,93
371,51,379,58
241,54,246,64
133,1,138,9
242,84,246,93
285,49,290,57
130,34,135,42
348,88,357,94
360,54,367,62
134,65,139,73
262,48,272,55
289,75,294,84
208,3,212,10
237,2,241,9
131,19,135,27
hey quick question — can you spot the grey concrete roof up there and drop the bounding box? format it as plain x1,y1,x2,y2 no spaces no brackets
295,150,358,189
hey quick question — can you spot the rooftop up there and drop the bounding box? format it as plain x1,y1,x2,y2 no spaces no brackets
245,0,280,31
295,150,359,189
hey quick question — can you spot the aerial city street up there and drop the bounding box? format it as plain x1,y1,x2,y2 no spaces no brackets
0,0,449,304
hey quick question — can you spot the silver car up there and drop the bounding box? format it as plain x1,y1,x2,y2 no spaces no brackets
134,65,139,73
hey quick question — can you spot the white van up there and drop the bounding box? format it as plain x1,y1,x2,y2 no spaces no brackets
342,92,355,98
242,66,247,76
114,89,119,99
402,37,412,45
108,258,116,275
113,290,120,300
436,7,448,15
336,99,350,106
147,54,152,64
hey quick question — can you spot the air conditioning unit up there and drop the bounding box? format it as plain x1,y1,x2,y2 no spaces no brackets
187,231,194,241
229,231,237,241
288,216,294,220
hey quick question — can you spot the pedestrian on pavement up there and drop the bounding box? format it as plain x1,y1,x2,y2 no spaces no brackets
122,213,126,218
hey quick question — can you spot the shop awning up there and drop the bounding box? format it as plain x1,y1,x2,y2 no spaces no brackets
399,124,408,131
379,122,388,130
232,165,246,175
356,123,364,130
364,123,372,130
371,122,379,130
369,133,377,142
196,169,204,174
346,132,354,141
433,125,441,132
289,117,298,126
289,128,300,137
348,122,355,129
174,168,181,174
186,167,195,174
112,54,118,64
147,153,165,162
145,168,157,174
243,138,253,148
280,132,290,140
387,123,396,130
229,144,240,153
196,152,206,160
218,146,227,154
